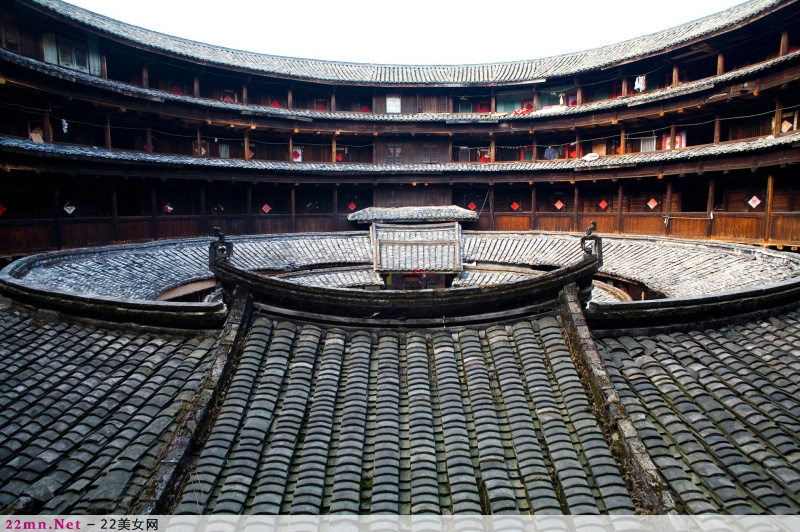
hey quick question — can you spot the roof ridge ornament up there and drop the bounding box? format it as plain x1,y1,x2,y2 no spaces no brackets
209,227,233,268
580,220,603,265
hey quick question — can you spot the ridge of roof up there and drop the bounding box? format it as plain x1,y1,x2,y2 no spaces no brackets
27,0,787,85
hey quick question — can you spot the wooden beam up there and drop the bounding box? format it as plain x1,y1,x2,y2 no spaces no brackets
141,64,149,89
716,53,725,76
765,174,774,243
575,79,584,105
774,99,783,137
706,178,715,238
290,185,296,232
780,30,789,56
531,186,537,230
616,184,623,233
713,114,721,144
330,92,336,112
331,137,337,163
200,184,206,234
246,184,253,234
288,135,293,162
621,77,629,97
672,65,680,87
669,124,677,151
244,131,250,160
663,181,672,236
111,181,118,242
620,127,626,155
42,111,51,143
532,135,538,162
490,138,496,163
533,89,539,111
573,185,579,232
193,76,200,98
104,114,111,149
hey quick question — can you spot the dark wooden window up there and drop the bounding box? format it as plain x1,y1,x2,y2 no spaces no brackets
387,143,403,164
386,95,401,114
57,38,88,72
422,145,438,164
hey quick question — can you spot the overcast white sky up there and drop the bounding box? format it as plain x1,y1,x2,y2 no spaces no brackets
66,0,743,65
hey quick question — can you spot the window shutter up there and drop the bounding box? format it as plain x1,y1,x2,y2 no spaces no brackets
42,33,58,64
422,146,430,164
88,34,102,76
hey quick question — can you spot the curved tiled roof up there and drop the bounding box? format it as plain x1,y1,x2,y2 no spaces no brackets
26,0,787,85
348,205,478,223
5,232,800,302
3,132,799,174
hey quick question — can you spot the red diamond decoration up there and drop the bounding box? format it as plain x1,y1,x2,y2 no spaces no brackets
271,101,281,107
647,198,659,210
554,200,565,210
468,202,477,211
0,204,6,217
510,201,520,211
361,106,370,113
336,153,343,162
748,196,762,209
261,203,272,214
348,202,357,211
292,150,301,160
598,200,609,210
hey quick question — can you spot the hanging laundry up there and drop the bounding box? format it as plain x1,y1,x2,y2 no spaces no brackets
544,146,557,160
559,93,565,106
634,75,646,92
62,119,68,134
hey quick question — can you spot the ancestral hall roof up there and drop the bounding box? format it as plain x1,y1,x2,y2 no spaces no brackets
371,222,463,274
348,206,479,224
24,0,786,85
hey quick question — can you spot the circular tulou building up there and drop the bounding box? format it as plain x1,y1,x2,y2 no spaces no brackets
1,0,800,516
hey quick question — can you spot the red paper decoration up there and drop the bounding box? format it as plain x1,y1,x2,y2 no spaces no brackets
271,101,281,107
468,202,477,211
361,107,370,113
336,153,343,162
248,151,255,159
748,196,762,209
510,202,520,211
0,204,6,217
171,87,182,94
163,203,174,213
554,200,565,210
480,156,490,163
598,200,608,210
647,198,659,210
316,105,326,111
261,203,272,214
348,202,357,211
293,151,301,159
525,103,533,111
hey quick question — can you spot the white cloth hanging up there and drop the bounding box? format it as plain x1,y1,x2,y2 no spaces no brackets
634,75,646,92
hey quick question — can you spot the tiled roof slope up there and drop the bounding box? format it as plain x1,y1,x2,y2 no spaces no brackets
596,309,800,513
372,223,462,273
349,206,478,223
27,0,785,85
3,132,799,173
3,46,798,122
0,304,217,514
6,233,799,301
175,313,635,514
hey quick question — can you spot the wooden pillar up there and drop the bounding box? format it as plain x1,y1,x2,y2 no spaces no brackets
141,64,149,89
716,53,725,76
200,185,206,235
663,181,672,236
145,127,153,153
531,186,537,230
532,135,538,162
150,184,158,240
111,182,119,242
42,110,52,143
575,79,583,105
490,138,496,163
246,184,253,234
100,54,107,79
616,183,623,233
621,77,629,97
774,99,783,137
765,174,774,244
713,114,721,144
489,185,495,230
288,135,293,162
52,184,63,250
244,131,250,160
287,88,293,109
193,76,200,98
669,124,677,151
575,132,581,158
706,178,715,238
331,137,337,163
242,83,248,104
533,89,539,111
104,114,112,149
290,185,296,232
330,92,336,112
672,64,680,87
490,90,496,113
780,30,789,56
333,186,338,230
619,127,626,155
573,185,579,232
